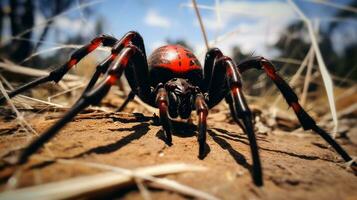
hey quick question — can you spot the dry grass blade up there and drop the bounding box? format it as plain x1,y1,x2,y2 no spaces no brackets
0,75,32,109
301,43,315,106
287,0,339,135
303,0,357,13
145,176,219,200
0,162,217,200
272,46,313,107
0,81,37,135
21,45,82,63
180,2,268,18
16,94,65,108
22,45,110,63
321,102,357,122
192,0,210,51
0,75,14,90
47,83,86,103
134,177,152,200
0,62,80,81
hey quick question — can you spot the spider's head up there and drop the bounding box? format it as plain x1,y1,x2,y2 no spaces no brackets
164,78,197,119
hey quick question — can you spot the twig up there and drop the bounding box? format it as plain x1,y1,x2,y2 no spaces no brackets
302,0,357,14
301,42,315,106
321,103,357,123
47,83,86,103
0,62,80,81
22,45,110,63
0,161,218,200
192,0,210,51
0,75,32,109
272,46,313,107
0,80,37,135
0,74,14,90
135,177,152,200
16,94,66,108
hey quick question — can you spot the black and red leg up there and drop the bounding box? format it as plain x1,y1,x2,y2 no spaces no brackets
18,44,152,164
84,31,150,98
201,48,224,92
237,56,355,165
204,50,263,186
0,35,118,104
107,31,152,111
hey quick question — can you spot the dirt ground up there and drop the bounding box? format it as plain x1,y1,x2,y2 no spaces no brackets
0,95,356,200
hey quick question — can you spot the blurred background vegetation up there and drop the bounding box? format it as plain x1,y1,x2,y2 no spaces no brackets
0,0,356,89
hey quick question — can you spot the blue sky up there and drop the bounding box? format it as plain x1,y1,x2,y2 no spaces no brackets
29,0,356,61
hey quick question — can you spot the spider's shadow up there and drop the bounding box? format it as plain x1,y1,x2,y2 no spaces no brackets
28,123,150,170
155,120,211,159
210,127,336,163
73,123,150,158
208,129,252,172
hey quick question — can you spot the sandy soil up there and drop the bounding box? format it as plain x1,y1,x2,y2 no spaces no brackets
0,99,356,200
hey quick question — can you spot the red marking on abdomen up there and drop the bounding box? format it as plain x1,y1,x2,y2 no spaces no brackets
149,45,202,74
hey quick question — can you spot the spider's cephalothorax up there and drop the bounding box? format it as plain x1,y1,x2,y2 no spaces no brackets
164,77,198,119
2,31,355,187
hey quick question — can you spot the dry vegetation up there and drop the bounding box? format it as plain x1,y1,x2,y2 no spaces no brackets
0,0,357,199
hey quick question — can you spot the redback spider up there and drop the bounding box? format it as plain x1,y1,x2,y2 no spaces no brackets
1,31,355,186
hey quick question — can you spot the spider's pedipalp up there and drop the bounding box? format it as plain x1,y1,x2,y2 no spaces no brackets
156,86,173,145
195,93,208,159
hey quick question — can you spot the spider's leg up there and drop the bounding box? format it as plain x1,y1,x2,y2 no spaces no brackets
116,31,150,110
201,48,223,92
116,90,136,112
156,86,172,145
0,35,118,104
237,57,354,164
18,45,140,165
205,54,263,186
195,93,208,159
223,57,263,186
83,31,149,110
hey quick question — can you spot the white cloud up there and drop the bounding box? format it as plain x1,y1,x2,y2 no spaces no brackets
199,1,296,31
144,10,171,28
54,17,95,38
192,1,297,58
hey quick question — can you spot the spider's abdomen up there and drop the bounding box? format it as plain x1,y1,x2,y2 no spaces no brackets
149,45,202,73
148,45,203,85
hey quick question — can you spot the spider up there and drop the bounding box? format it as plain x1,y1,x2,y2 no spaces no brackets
1,31,355,186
